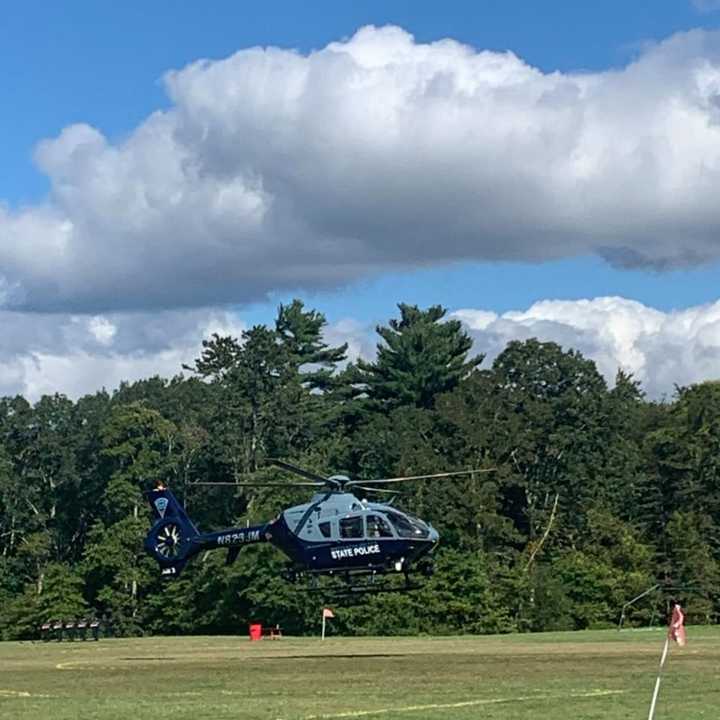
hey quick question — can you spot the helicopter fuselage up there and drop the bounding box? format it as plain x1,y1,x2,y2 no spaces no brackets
268,491,439,576
145,488,439,583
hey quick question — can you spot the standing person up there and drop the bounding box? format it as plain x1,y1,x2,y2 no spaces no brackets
668,601,686,647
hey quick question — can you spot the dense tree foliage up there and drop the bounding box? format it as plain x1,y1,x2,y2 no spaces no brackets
0,301,718,639
352,304,482,410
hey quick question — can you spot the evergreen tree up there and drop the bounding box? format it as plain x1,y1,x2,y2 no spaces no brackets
275,299,347,391
83,402,177,633
353,304,483,410
665,511,720,623
2,301,720,637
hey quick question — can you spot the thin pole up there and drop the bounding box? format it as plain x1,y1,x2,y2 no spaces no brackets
647,636,670,720
321,613,326,641
618,583,660,631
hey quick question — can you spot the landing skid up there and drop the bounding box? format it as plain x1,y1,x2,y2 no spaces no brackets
297,572,424,600
280,557,434,601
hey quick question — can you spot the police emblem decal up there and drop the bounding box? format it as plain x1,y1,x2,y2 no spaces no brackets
154,497,169,518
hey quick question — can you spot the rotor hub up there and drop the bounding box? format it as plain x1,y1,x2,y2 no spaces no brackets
327,474,351,490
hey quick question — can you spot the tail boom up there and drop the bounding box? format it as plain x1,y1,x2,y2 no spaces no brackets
144,488,269,578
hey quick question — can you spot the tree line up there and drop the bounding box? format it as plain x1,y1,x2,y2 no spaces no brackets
1,300,718,639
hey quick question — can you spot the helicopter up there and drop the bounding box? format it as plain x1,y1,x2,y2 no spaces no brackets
144,460,489,595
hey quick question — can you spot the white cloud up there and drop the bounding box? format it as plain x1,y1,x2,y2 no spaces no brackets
453,296,720,398
4,26,720,401
0,308,245,401
86,316,117,346
2,26,720,312
324,318,376,364
2,296,720,401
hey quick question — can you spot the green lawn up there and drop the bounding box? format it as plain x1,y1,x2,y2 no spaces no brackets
1,628,718,720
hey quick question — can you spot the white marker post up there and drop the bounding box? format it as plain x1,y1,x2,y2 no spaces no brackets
647,636,670,720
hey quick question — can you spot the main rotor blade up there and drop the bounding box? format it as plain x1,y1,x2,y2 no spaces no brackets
268,458,329,484
352,484,408,496
190,481,323,487
348,468,494,486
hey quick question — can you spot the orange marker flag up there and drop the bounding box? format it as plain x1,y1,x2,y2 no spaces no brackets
648,602,687,720
321,607,334,640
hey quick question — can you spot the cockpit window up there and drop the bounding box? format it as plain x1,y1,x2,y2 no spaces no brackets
319,521,332,538
340,516,364,539
366,514,393,538
385,511,430,539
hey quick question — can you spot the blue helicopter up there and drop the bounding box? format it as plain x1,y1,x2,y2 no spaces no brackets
144,460,487,595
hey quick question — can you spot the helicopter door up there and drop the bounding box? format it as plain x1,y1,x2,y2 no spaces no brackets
339,516,364,539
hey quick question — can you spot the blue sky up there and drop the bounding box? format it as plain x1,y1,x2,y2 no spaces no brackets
2,0,720,324
3,1,720,399
240,258,720,327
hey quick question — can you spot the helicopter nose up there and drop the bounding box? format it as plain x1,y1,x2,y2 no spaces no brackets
429,527,439,543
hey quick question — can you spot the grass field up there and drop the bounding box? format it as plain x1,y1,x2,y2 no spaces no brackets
1,627,718,720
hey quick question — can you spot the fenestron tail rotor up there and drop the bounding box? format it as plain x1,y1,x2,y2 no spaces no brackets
155,523,182,559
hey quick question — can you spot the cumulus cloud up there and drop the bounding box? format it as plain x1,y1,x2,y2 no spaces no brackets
0,307,384,401
323,318,376,364
454,296,720,398
3,295,720,401
0,309,245,401
2,26,720,312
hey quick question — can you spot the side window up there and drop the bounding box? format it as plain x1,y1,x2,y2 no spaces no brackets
319,521,332,538
366,514,393,538
340,516,364,539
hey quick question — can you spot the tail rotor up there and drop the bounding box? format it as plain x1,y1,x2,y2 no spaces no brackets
154,522,183,560
145,487,200,578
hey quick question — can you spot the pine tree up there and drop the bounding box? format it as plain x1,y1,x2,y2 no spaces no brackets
353,304,483,410
275,299,347,392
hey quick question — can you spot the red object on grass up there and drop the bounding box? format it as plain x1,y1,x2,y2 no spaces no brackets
249,623,262,641
322,608,335,619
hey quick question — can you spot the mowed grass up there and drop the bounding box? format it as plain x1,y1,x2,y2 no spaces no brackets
1,627,719,720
